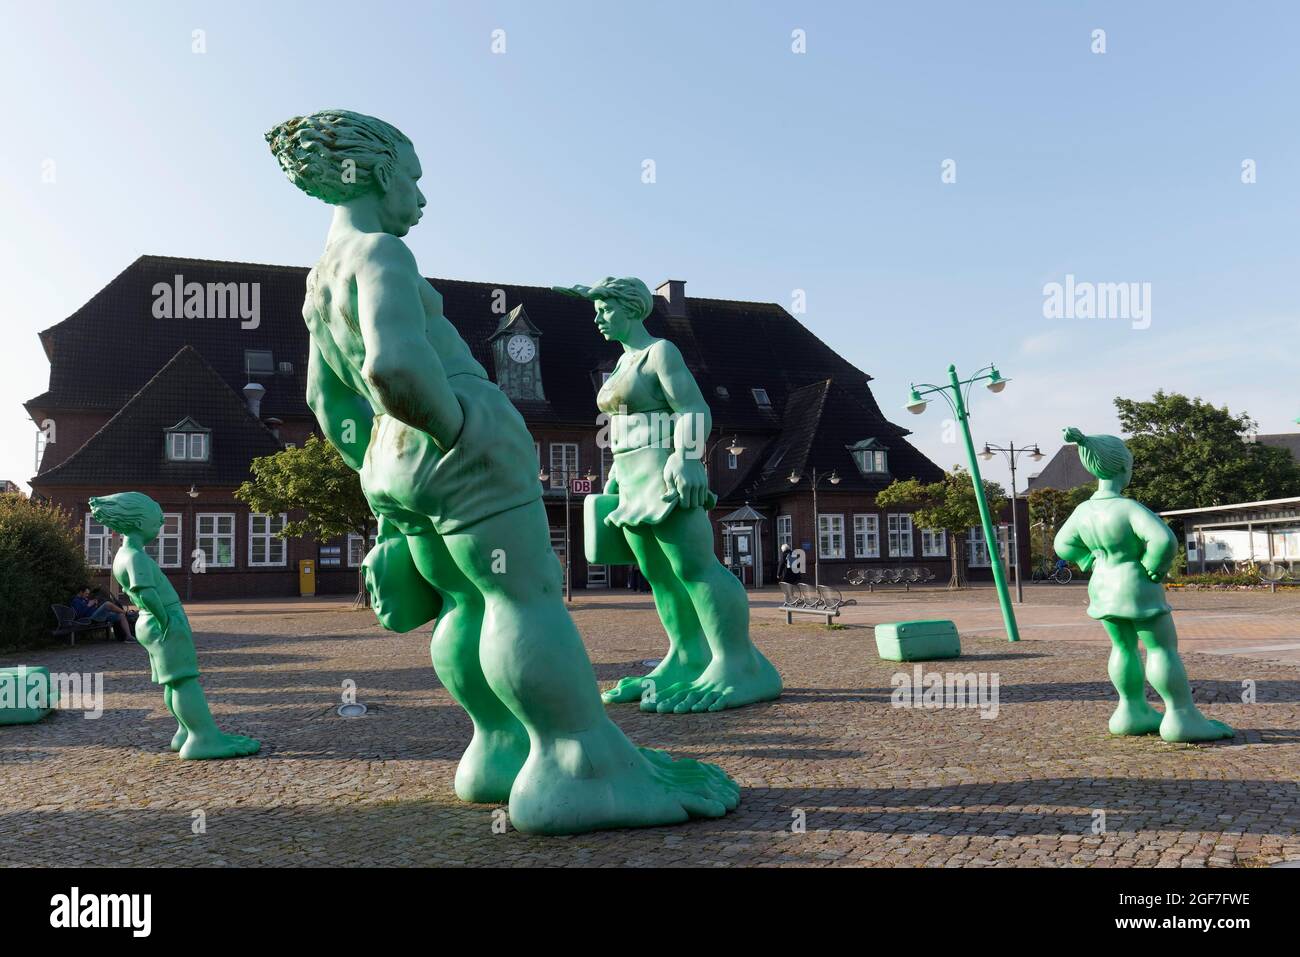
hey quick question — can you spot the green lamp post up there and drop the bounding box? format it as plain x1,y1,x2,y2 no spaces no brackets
905,363,1021,642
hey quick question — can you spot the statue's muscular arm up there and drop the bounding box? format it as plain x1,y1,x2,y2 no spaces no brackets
1054,510,1094,571
356,235,465,451
652,339,711,509
307,337,374,471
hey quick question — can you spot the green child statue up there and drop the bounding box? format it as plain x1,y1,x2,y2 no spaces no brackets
266,110,738,832
90,492,260,759
1053,428,1234,743
555,277,782,713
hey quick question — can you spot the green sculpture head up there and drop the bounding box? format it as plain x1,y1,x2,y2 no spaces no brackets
266,110,425,236
89,492,164,544
1063,426,1133,490
554,277,654,344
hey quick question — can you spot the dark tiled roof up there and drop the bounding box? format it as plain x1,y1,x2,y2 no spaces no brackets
742,378,944,500
34,345,283,487
1025,444,1094,492
1257,433,1300,462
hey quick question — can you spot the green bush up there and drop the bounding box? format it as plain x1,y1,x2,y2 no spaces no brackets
1167,571,1261,587
0,494,91,651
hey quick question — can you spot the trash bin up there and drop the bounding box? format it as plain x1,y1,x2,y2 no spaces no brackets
298,559,316,597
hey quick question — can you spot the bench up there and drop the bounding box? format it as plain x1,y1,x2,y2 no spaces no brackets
845,567,937,591
778,581,843,626
50,605,113,646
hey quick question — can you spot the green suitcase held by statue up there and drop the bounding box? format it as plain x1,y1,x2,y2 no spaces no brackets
875,620,962,662
584,493,638,565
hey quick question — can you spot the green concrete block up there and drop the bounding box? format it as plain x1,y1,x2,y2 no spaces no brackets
0,666,58,725
874,620,961,662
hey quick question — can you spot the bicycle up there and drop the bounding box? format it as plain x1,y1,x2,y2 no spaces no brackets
1031,558,1073,584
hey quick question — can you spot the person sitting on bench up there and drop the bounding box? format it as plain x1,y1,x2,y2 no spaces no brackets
71,585,132,641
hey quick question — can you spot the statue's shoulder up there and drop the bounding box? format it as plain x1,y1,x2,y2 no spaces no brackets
354,232,418,273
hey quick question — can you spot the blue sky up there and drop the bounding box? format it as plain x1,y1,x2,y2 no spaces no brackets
2,0,1297,494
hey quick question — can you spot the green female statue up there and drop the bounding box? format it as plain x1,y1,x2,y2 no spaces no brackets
267,111,738,832
1054,428,1234,743
555,278,782,713
90,492,260,760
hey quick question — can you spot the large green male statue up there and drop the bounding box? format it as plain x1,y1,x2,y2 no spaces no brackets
90,492,260,759
1054,427,1234,743
555,278,782,713
266,111,738,833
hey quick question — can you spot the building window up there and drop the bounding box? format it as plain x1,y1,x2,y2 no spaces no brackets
549,442,577,489
727,451,738,470
776,514,793,554
751,388,771,408
818,513,845,559
887,513,914,557
854,449,887,473
348,530,378,567
921,528,946,558
195,513,235,568
144,513,182,568
601,445,613,486
85,515,115,569
167,430,208,462
319,543,342,567
245,349,275,378
248,513,287,567
967,525,1011,567
853,514,880,558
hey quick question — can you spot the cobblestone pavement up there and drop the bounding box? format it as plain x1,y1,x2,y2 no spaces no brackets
2,588,1297,867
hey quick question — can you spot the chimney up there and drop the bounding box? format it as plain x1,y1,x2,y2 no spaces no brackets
655,279,687,318
264,416,283,440
243,382,266,418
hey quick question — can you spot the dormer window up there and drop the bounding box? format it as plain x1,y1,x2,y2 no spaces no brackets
846,438,888,475
166,417,211,462
751,388,771,408
245,349,275,378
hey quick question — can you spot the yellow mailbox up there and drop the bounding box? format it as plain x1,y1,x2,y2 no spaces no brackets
298,558,316,597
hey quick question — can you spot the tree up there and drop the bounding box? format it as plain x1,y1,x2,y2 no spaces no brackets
1027,485,1092,569
1114,391,1300,512
0,493,90,651
236,436,374,605
876,467,1008,588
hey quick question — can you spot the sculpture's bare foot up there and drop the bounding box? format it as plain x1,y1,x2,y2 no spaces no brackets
643,650,782,713
454,727,529,804
178,733,261,760
1159,708,1235,743
169,725,188,752
505,726,740,834
1108,701,1163,736
602,655,709,704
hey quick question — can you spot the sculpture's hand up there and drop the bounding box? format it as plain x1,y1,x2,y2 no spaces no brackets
604,459,620,496
1077,550,1097,573
662,452,709,510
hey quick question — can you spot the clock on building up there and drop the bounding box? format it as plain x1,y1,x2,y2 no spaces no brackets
489,303,546,402
507,334,536,364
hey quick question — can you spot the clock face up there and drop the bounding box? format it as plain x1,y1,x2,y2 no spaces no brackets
506,334,536,364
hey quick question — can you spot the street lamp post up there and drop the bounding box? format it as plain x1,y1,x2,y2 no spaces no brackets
786,466,841,587
905,363,1021,642
185,484,199,601
537,464,598,603
978,441,1045,603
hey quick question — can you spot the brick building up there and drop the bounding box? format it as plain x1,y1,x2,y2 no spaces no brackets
26,254,1025,598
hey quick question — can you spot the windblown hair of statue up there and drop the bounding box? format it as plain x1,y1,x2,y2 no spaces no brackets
558,277,655,322
1063,426,1133,483
89,492,163,534
265,110,411,204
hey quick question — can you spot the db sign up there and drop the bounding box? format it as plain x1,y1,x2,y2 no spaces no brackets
570,478,593,495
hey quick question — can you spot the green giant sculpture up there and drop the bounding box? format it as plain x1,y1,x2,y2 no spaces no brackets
556,278,782,713
90,492,261,759
266,111,739,832
1053,428,1234,743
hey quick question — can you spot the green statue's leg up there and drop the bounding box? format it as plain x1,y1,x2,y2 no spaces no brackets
443,500,739,834
601,525,711,704
172,677,260,760
1138,614,1235,742
640,508,781,714
163,685,187,752
406,532,528,804
1100,619,1163,735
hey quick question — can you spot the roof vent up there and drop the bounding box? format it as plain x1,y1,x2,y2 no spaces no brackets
655,279,687,318
243,382,266,418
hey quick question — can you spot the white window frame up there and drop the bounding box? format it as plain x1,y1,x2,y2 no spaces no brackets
248,512,287,567
549,442,578,490
921,527,947,558
85,515,115,569
347,530,378,567
195,513,236,568
727,451,738,470
853,514,880,558
817,513,845,560
776,514,793,555
318,542,342,568
855,449,887,473
967,525,1010,567
887,513,914,558
144,513,183,569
